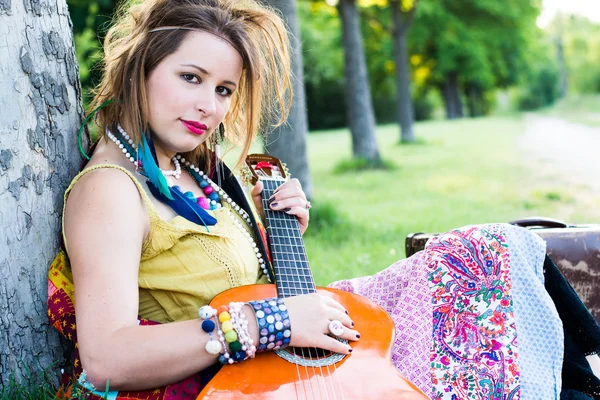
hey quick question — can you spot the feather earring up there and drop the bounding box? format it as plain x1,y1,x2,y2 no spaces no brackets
214,123,225,188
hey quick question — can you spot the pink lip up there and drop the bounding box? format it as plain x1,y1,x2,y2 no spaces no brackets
181,120,208,136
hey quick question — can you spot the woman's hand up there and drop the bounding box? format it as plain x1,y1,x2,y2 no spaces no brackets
250,179,310,235
283,294,360,354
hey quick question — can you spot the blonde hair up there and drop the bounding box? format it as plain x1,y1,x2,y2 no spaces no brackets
88,0,292,169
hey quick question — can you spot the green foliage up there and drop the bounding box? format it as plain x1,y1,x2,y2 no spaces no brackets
515,63,560,111
67,0,116,96
410,0,543,115
549,15,600,94
299,3,346,130
512,30,560,111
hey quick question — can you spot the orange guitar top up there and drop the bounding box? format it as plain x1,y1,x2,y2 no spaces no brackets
197,285,428,399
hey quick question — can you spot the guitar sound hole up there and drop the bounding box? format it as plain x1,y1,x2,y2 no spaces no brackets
288,346,332,359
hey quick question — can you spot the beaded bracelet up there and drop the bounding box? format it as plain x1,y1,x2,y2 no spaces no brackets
216,305,250,364
247,298,292,353
229,302,257,359
197,306,223,356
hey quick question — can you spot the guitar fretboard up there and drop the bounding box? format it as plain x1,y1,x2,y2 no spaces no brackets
261,179,316,298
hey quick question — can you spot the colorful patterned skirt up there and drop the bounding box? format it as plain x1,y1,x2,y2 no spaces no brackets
49,223,564,398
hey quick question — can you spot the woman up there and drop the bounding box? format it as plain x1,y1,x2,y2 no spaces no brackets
49,0,572,398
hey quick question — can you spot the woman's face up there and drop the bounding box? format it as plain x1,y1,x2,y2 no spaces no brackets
145,31,243,156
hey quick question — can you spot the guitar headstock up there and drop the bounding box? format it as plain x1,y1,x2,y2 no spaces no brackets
242,154,290,185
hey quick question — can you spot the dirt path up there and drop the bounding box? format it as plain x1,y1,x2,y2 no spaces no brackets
520,114,600,194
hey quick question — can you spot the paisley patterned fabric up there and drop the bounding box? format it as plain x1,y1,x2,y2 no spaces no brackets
330,223,564,399
426,225,520,399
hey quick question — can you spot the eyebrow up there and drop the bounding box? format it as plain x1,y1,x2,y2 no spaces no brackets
181,63,238,88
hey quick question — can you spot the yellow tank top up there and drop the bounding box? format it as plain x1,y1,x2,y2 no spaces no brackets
62,164,268,323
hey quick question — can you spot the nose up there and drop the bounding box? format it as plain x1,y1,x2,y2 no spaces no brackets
196,87,217,117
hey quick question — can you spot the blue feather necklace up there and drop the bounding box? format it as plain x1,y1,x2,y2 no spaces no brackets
107,126,271,279
108,126,220,231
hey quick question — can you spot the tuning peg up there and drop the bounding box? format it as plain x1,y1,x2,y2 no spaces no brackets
240,166,254,185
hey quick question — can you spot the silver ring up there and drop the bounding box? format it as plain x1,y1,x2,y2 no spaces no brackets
328,320,344,337
305,201,312,210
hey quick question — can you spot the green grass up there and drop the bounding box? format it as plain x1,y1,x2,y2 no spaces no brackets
1,363,62,400
304,116,600,285
541,95,600,126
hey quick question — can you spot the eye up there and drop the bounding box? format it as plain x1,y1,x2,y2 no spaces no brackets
216,86,233,97
181,73,200,84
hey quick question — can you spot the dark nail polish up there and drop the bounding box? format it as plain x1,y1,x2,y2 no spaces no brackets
345,310,349,315
356,334,360,339
284,208,291,212
348,348,353,353
271,202,278,208
351,321,355,327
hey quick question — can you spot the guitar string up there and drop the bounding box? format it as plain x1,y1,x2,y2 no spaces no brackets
273,179,346,400
265,182,319,400
266,180,341,400
263,179,327,400
270,211,340,400
279,204,335,400
260,183,313,399
282,213,332,400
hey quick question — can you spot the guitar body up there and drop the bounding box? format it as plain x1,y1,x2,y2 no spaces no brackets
197,284,427,399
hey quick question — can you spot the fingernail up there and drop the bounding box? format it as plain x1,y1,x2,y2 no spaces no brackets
356,334,360,339
284,208,291,212
345,310,349,315
348,348,353,353
351,321,355,327
270,202,278,208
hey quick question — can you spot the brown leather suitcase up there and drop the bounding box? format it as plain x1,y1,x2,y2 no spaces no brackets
405,217,600,323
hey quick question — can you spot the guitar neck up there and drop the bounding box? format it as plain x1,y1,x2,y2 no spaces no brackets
261,179,316,298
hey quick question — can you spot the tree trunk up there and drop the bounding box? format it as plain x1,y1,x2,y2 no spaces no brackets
391,1,415,143
0,0,84,387
441,72,464,119
465,84,484,117
337,0,381,164
263,0,313,199
555,35,568,98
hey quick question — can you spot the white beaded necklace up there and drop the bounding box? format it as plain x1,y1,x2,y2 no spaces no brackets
107,127,271,282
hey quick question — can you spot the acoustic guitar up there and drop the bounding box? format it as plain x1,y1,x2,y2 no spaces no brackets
198,155,427,399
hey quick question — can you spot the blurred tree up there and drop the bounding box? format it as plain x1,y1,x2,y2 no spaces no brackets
550,14,600,94
263,0,313,198
411,0,541,118
299,2,347,130
390,0,417,142
337,0,382,165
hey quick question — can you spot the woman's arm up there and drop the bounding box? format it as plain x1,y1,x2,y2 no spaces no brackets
64,169,356,391
64,168,248,390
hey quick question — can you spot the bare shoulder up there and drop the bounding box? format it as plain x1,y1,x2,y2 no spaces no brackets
64,161,149,253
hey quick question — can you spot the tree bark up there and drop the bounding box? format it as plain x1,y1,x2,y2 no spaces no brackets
0,0,84,387
391,1,416,143
337,0,381,164
263,0,313,199
441,71,464,119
